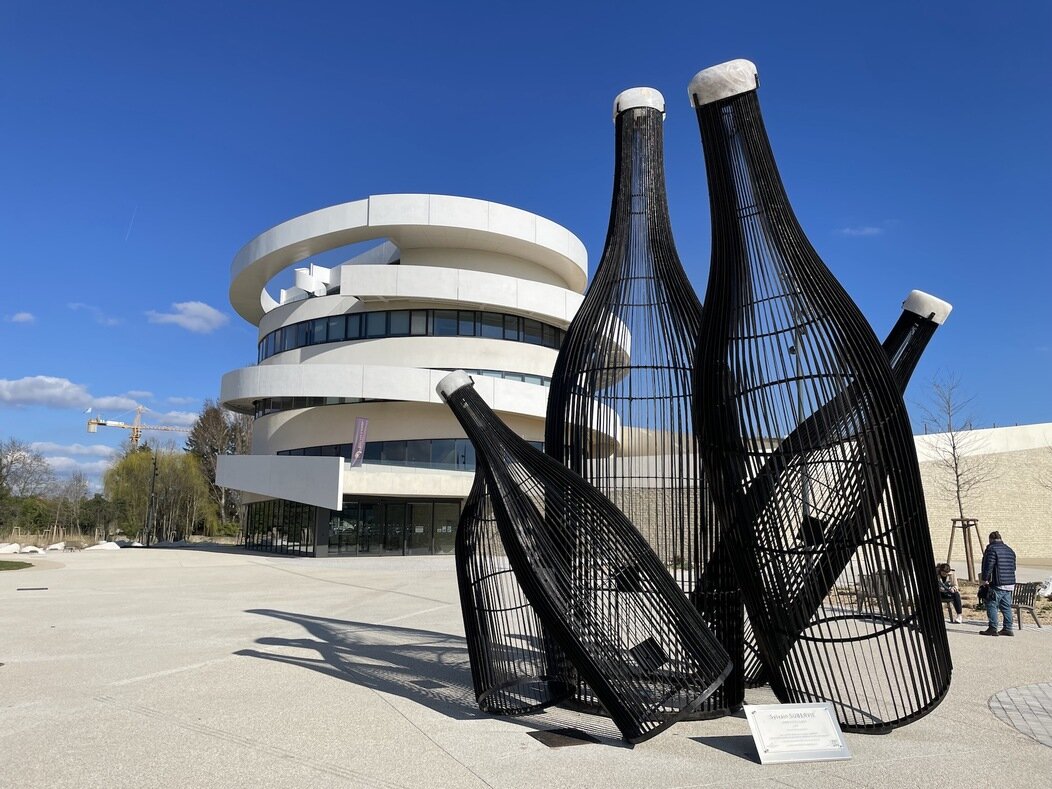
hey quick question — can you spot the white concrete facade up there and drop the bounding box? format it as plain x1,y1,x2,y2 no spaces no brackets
218,194,587,553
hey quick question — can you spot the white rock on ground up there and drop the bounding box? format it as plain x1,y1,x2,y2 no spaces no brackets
0,543,22,554
84,541,121,551
19,546,45,554
47,542,65,551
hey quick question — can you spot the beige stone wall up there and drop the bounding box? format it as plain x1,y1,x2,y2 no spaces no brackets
920,446,1052,565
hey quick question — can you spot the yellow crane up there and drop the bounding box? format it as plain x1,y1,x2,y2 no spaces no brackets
87,405,190,447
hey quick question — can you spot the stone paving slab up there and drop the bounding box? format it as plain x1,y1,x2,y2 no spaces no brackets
990,682,1052,747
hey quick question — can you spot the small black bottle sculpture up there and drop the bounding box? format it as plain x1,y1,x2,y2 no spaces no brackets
545,87,742,718
738,290,953,687
455,470,575,715
689,59,952,731
438,370,732,743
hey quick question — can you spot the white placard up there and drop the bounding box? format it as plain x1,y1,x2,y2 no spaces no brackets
744,703,851,764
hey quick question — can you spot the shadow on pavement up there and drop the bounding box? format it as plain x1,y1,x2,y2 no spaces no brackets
690,734,760,763
236,609,630,747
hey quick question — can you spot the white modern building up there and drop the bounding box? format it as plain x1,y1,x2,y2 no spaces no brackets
217,194,587,556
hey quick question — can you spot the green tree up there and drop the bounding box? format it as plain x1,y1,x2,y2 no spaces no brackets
80,494,116,537
104,443,218,540
103,448,154,537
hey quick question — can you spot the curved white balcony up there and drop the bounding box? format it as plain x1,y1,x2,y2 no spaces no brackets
231,194,588,325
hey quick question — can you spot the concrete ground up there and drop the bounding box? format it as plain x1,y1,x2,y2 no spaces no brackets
2,548,1051,789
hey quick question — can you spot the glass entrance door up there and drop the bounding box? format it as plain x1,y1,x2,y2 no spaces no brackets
406,502,434,555
382,503,406,555
358,503,380,554
328,502,359,555
433,502,459,554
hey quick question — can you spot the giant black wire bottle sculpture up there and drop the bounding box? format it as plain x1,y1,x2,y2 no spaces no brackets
738,290,953,688
455,471,576,715
689,59,952,731
438,371,732,743
545,88,743,718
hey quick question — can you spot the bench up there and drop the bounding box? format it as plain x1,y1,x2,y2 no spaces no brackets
1012,581,1042,629
855,569,909,620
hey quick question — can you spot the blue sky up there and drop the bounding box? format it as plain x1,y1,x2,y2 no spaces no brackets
2,1,1050,487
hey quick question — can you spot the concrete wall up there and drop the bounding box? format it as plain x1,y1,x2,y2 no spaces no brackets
918,426,1052,564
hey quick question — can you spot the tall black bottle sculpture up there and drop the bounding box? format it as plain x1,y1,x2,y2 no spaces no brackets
545,88,743,717
689,59,952,731
455,471,575,714
738,290,953,687
438,371,732,743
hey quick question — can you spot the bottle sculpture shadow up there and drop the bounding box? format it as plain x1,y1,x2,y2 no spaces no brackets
438,370,732,743
544,87,742,718
689,59,952,731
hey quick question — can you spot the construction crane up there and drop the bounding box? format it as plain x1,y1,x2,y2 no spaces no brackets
87,405,190,447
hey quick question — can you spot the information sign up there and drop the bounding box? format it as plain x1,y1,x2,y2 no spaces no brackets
743,703,851,764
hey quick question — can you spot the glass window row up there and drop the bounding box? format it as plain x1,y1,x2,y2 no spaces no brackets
258,308,565,362
243,499,316,555
328,498,461,556
242,496,462,557
276,437,544,471
436,368,551,387
254,395,377,419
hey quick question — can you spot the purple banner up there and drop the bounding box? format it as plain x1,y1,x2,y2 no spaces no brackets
349,417,369,467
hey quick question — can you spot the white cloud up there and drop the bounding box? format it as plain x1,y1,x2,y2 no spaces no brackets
45,455,114,480
149,409,198,427
836,225,884,237
167,396,198,405
146,301,228,333
68,302,121,327
126,390,154,399
0,375,139,411
31,442,120,458
7,312,35,323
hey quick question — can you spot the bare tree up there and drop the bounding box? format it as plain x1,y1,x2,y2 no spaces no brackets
1036,446,1052,495
919,374,998,522
185,399,252,526
0,439,55,498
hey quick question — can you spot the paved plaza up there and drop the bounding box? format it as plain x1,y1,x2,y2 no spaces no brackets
2,548,1051,789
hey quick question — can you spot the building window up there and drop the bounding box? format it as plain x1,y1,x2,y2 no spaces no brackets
276,437,541,471
327,315,346,342
243,499,316,556
257,308,566,361
433,310,457,336
325,497,462,556
366,312,386,338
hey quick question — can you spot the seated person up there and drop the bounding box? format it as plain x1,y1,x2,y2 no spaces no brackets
937,563,963,623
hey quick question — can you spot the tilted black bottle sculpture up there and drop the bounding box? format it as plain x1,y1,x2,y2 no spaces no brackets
544,87,743,718
438,370,732,743
737,290,953,688
455,470,575,714
689,59,952,731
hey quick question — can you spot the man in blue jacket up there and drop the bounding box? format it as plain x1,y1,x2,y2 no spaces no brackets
980,531,1017,636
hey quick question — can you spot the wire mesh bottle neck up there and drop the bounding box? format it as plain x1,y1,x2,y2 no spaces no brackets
601,106,675,263
695,90,803,243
